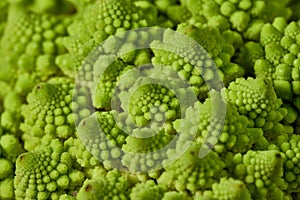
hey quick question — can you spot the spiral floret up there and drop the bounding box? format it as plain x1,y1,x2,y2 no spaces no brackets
20,77,91,150
272,135,300,192
77,170,128,200
180,0,291,40
56,0,157,77
0,4,71,94
201,177,251,200
14,139,85,200
188,98,268,155
151,24,243,99
158,144,225,194
77,111,127,168
254,18,300,101
226,77,292,140
233,150,284,199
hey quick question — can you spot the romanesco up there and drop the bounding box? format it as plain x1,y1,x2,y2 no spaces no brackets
56,0,157,77
179,0,292,41
77,170,128,200
200,177,251,200
0,0,300,199
158,144,226,194
226,77,293,140
15,139,85,200
0,3,72,95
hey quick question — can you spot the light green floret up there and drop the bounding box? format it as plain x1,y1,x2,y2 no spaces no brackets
0,159,13,180
0,158,14,199
233,150,284,200
76,29,154,110
162,191,189,200
180,0,291,40
130,180,166,200
65,138,101,168
200,177,251,200
151,24,243,99
254,18,300,101
165,5,192,24
92,60,133,110
77,170,128,200
20,77,91,150
14,139,85,200
191,98,268,155
158,144,225,194
21,78,75,139
57,0,157,77
0,4,72,95
58,194,76,200
0,134,24,162
128,83,180,130
77,111,127,169
270,135,300,193
1,91,23,135
226,77,292,140
141,0,178,13
121,129,173,172
0,178,14,200
0,133,24,199
117,79,192,171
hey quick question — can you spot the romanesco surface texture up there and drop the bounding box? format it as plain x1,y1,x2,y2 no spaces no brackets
1,0,300,199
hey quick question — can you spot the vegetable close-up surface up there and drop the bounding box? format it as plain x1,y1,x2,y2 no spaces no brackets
2,0,300,199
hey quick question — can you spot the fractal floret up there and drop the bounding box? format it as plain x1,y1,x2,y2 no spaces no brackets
178,0,292,41
77,170,128,200
151,24,244,99
0,2,72,95
0,131,24,199
199,177,251,200
20,77,91,150
252,18,300,103
226,77,293,140
14,139,85,200
269,134,300,193
56,0,157,77
232,150,285,199
158,144,226,194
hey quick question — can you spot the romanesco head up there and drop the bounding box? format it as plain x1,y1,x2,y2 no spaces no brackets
77,170,128,200
202,177,251,200
226,77,290,140
15,139,85,200
158,144,225,194
130,180,166,200
57,0,157,77
0,4,71,94
21,78,76,141
254,18,300,100
233,150,283,199
181,0,291,40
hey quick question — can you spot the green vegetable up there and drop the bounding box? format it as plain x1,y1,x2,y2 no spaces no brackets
77,170,128,200
200,177,251,200
14,139,85,200
158,144,226,193
0,0,300,199
233,150,284,199
0,3,72,95
179,0,292,40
